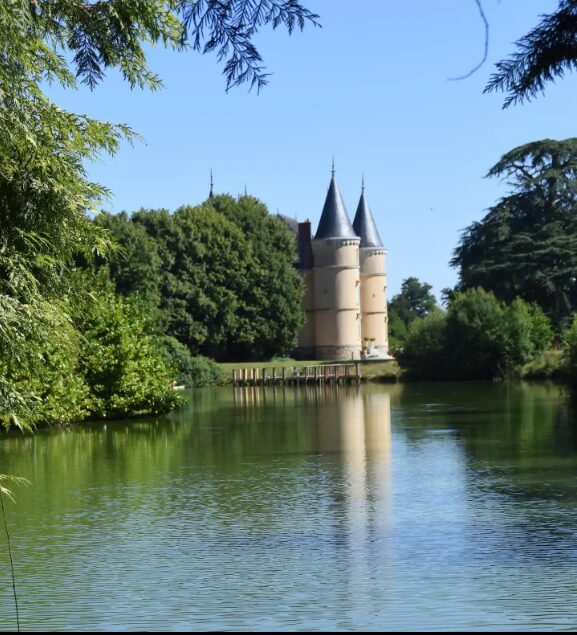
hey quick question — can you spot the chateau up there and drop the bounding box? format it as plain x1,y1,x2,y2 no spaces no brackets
292,168,389,361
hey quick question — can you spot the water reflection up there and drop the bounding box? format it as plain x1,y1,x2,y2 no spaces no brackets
2,382,577,631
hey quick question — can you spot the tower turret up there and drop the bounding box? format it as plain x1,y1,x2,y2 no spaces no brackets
353,181,389,355
312,167,362,360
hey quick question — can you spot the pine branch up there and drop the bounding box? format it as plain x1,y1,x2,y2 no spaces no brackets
485,0,577,108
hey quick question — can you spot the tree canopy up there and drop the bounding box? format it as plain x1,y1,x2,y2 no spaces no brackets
398,288,553,381
452,138,577,329
1,0,318,428
389,277,438,325
96,194,305,361
486,0,577,108
388,277,438,349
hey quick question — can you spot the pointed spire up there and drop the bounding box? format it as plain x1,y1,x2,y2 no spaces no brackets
314,163,358,240
209,169,214,199
352,181,383,248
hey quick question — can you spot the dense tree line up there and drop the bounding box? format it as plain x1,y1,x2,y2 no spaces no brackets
452,139,577,330
397,288,554,381
93,194,305,361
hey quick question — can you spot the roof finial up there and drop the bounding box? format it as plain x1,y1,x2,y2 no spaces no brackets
244,183,247,197
209,169,214,199
362,173,365,194
331,157,335,178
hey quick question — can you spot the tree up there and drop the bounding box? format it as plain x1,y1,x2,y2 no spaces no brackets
0,0,318,427
99,195,304,361
208,194,305,359
452,138,577,329
397,289,553,380
396,310,448,380
93,212,163,305
389,277,438,325
486,0,577,108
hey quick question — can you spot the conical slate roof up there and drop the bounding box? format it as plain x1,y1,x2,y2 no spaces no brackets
314,174,358,240
353,189,383,248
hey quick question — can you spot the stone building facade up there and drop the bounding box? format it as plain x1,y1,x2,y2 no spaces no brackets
294,169,389,361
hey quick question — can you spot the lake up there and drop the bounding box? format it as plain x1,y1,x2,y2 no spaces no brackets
1,381,577,631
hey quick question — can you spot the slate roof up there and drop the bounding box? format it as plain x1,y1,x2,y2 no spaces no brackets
352,190,383,248
314,174,358,240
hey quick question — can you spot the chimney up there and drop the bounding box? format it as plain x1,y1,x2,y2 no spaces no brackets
297,220,314,269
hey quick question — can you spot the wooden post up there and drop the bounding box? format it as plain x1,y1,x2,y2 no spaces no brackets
355,362,360,382
281,367,286,385
272,367,277,384
305,366,309,383
232,369,237,386
241,368,246,385
262,368,266,387
314,366,318,383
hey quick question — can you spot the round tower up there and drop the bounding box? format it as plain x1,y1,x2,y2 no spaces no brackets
312,168,362,360
352,182,389,356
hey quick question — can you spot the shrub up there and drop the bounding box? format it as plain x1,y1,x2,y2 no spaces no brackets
72,275,185,419
445,288,505,379
397,289,554,381
397,311,448,380
563,316,577,382
158,336,223,386
185,356,225,387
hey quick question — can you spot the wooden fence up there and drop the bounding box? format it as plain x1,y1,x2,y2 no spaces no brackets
231,364,361,387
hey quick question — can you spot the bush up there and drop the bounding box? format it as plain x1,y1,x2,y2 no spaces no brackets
445,288,505,379
1,332,93,428
397,311,448,380
158,336,224,386
76,289,184,419
185,356,225,387
563,316,577,382
397,289,554,381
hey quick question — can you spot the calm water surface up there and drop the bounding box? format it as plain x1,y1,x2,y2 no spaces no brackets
1,381,577,631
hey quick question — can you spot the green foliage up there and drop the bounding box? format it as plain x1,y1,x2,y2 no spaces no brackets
452,138,577,329
185,357,225,388
2,331,93,429
486,1,577,108
92,212,163,305
397,311,448,380
397,289,554,381
445,289,509,379
72,274,184,419
158,337,223,387
1,0,317,429
522,348,564,380
97,195,305,361
1,272,184,430
563,316,577,381
389,277,438,325
387,306,409,350
209,194,305,359
387,277,437,349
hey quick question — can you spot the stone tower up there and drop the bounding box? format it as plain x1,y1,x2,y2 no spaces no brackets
352,181,389,355
311,169,362,360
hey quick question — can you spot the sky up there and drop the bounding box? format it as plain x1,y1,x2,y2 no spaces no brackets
46,0,576,298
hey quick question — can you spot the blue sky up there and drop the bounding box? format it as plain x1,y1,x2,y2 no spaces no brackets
47,0,575,298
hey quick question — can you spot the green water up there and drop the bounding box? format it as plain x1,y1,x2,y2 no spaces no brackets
1,381,577,631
